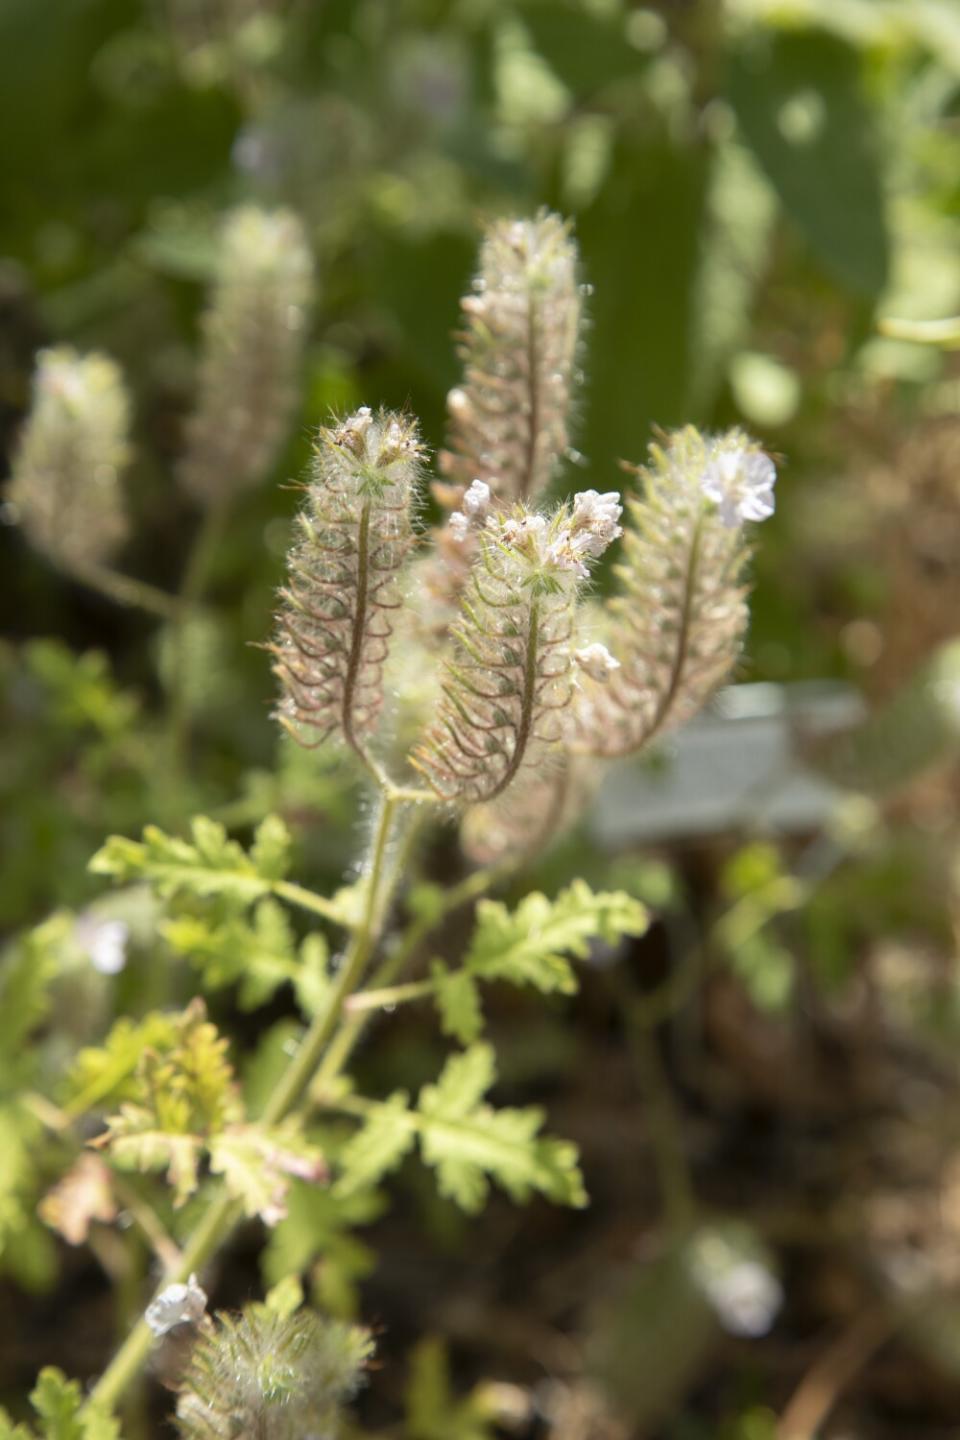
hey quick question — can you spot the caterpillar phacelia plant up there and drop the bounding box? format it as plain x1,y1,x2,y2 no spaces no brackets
272,212,777,861
4,204,779,1436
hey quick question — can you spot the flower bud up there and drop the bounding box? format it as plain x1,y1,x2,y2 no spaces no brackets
8,347,130,573
178,205,313,506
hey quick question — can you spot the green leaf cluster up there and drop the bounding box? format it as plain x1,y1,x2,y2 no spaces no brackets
90,814,291,904
164,900,329,1015
0,1368,118,1440
433,881,648,1043
337,1043,586,1214
83,1001,324,1219
0,918,71,1289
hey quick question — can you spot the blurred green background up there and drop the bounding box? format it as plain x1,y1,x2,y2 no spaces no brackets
4,2,960,1436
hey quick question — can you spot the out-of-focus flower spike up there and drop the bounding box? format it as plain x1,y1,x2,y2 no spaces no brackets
460,752,598,865
8,346,130,574
410,495,620,803
175,1305,372,1440
271,407,422,758
574,427,775,760
439,210,581,508
178,205,313,507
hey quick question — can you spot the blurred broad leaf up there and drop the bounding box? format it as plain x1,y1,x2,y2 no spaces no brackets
578,130,709,470
517,1,648,98
727,26,890,298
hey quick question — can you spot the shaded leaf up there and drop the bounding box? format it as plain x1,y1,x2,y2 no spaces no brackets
727,26,889,298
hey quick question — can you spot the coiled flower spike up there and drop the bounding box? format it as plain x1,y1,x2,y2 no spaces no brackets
411,493,621,803
272,407,422,758
178,205,313,506
8,347,130,575
439,210,581,508
175,1304,372,1440
574,427,776,760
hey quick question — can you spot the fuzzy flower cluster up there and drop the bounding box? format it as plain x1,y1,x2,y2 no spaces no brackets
272,407,421,753
179,205,313,506
175,1305,372,1440
411,498,619,803
439,211,581,508
269,210,776,868
8,347,130,573
573,428,776,761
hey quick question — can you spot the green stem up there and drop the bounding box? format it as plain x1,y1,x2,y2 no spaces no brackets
624,993,696,1231
310,861,507,1105
85,792,403,1417
262,794,398,1127
69,558,180,621
345,979,434,1013
167,498,231,771
273,878,353,926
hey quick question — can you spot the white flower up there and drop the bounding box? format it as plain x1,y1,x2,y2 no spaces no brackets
74,915,129,975
496,513,547,548
145,1274,208,1337
541,492,622,577
462,479,491,517
700,1258,783,1337
448,511,470,542
571,489,623,554
700,448,776,529
573,488,622,527
688,1230,782,1338
574,643,620,683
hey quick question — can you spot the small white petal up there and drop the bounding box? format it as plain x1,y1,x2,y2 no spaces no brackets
462,479,491,516
74,915,129,975
700,446,777,527
574,643,620,682
702,1260,782,1338
145,1275,208,1337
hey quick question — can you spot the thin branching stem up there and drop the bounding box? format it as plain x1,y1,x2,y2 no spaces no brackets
85,789,406,1418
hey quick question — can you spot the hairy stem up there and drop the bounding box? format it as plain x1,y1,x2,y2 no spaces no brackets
311,861,507,1104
